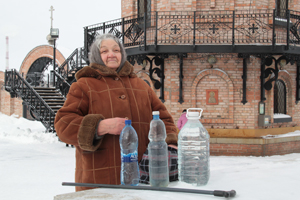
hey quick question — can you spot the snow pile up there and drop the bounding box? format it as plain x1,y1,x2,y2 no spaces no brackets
273,113,292,118
0,113,59,144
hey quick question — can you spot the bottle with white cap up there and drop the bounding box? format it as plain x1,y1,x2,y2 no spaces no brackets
178,108,210,186
120,120,139,186
148,111,169,187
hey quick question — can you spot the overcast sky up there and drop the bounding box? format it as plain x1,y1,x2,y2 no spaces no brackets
0,0,121,72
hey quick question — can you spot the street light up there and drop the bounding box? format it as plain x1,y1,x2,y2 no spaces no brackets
47,28,59,86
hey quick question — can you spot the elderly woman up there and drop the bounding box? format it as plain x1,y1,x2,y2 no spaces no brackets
54,33,178,191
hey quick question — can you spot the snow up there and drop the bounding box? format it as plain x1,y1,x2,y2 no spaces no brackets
273,113,292,118
0,112,299,200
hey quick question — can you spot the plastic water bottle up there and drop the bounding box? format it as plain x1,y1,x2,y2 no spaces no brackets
178,108,210,186
148,111,169,187
119,120,139,186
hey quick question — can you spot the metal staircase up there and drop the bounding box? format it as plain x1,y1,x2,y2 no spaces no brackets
4,47,86,133
33,86,65,117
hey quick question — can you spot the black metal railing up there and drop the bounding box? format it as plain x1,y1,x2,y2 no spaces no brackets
57,48,85,82
83,9,300,60
26,72,50,87
4,47,86,132
53,47,86,97
4,69,56,132
52,70,71,97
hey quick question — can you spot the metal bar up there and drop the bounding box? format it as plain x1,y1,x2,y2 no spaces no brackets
232,10,235,49
84,27,88,63
144,11,147,51
122,18,125,44
241,57,248,104
155,12,158,49
260,57,266,101
53,39,56,86
22,103,27,118
12,69,15,93
193,11,196,48
178,54,184,104
160,57,165,102
62,182,236,198
34,73,37,87
286,10,290,50
272,9,276,49
76,49,78,72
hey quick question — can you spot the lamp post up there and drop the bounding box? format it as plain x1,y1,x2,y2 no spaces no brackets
46,6,59,87
51,28,59,86
47,28,59,86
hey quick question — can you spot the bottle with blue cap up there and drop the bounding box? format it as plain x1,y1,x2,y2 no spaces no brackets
148,111,169,187
119,120,139,186
178,108,210,186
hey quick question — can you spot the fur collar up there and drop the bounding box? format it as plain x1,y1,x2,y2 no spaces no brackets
75,61,137,80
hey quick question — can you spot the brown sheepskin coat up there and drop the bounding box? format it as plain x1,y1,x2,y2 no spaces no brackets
54,61,178,191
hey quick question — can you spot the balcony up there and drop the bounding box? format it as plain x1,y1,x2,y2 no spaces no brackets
83,9,300,61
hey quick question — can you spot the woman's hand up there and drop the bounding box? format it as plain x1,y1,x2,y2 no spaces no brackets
168,144,178,149
97,118,126,136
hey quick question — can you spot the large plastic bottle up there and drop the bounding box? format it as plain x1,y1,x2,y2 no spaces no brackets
119,120,139,186
178,108,210,186
148,111,169,187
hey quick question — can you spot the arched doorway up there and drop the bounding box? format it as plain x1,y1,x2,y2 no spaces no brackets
18,45,66,119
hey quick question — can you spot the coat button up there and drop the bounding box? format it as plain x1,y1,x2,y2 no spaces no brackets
120,95,126,99
115,77,119,81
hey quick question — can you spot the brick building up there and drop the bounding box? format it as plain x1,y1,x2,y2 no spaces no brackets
2,0,300,156
116,0,300,155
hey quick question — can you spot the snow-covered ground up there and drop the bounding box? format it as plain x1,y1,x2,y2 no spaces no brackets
0,112,299,200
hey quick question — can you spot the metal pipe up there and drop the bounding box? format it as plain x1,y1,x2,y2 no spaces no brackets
62,182,236,198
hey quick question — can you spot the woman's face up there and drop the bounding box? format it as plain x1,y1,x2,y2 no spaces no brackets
100,39,122,70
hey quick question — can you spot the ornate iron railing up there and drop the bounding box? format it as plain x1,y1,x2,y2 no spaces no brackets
4,69,56,132
4,48,86,132
57,48,85,82
53,70,71,97
53,47,86,97
83,9,300,60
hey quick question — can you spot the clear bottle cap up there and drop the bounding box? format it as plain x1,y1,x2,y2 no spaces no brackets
152,111,159,115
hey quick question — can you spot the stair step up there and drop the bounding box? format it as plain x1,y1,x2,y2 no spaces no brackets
40,96,63,99
50,105,63,107
39,105,63,109
33,87,56,90
38,92,62,95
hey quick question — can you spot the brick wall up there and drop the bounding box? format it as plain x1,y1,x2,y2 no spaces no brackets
121,0,283,17
210,136,300,156
133,53,300,136
0,72,23,117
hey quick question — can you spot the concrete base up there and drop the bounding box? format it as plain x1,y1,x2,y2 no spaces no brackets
54,186,207,200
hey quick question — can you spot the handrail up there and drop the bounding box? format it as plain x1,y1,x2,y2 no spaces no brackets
57,48,79,81
53,70,71,97
4,69,56,132
83,9,300,60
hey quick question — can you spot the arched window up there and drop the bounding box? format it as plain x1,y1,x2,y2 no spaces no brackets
276,0,288,18
138,0,151,18
274,79,286,114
